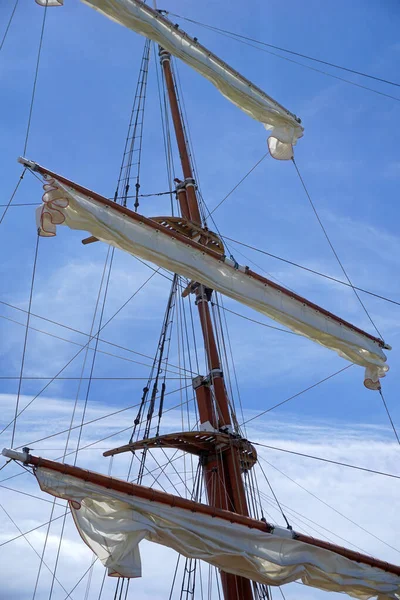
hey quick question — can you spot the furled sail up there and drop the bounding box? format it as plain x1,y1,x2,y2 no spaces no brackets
76,0,303,160
32,464,400,599
28,161,389,389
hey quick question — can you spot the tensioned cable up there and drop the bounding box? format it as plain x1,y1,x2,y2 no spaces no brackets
0,504,74,599
0,0,19,53
252,441,400,480
24,0,48,156
209,152,269,215
378,388,400,445
48,247,113,599
0,202,39,207
170,13,400,87
292,157,383,340
0,514,65,548
256,461,291,529
0,269,161,437
216,304,297,336
241,364,353,426
10,235,40,448
0,301,197,375
0,0,19,52
259,455,400,554
221,235,400,308
169,13,400,102
258,487,369,555
0,169,27,225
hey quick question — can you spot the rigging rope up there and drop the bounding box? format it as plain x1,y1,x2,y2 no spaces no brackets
0,0,19,53
378,388,400,445
257,461,291,529
0,269,161,437
0,503,73,599
241,364,353,426
210,152,269,215
292,157,384,340
10,234,40,448
252,442,400,480
24,0,48,156
169,13,400,102
0,169,26,225
258,455,400,554
221,235,400,308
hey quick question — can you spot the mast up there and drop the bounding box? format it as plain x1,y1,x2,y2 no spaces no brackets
159,47,254,600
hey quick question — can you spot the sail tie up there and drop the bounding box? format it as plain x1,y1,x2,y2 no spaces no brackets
36,178,69,237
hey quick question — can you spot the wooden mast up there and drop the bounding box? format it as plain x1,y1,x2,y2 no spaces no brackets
159,47,254,600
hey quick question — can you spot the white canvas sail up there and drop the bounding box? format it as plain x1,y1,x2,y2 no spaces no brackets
35,466,400,599
78,0,303,160
33,170,388,389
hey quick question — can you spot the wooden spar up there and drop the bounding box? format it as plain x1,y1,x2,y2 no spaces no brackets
158,48,253,600
22,158,385,347
9,450,400,578
159,49,201,225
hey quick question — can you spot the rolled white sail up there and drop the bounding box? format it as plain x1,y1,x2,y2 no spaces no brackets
80,0,303,160
33,170,388,389
35,466,400,599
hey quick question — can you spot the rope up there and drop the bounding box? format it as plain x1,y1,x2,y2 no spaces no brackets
0,503,73,598
210,152,269,215
10,234,40,448
0,301,197,375
0,169,26,225
24,0,48,155
169,13,400,103
0,0,19,53
170,13,400,88
292,157,384,339
259,455,400,554
379,388,400,445
257,461,291,529
217,304,297,335
221,235,400,308
253,441,400,480
0,269,161,437
241,364,353,426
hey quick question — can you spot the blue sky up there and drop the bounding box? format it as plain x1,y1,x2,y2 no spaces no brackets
0,0,400,598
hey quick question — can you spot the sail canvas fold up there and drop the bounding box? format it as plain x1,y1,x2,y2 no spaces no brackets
80,0,303,160
35,466,400,599
34,173,388,388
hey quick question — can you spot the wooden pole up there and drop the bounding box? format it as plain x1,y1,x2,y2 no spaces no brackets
159,47,254,600
9,450,400,578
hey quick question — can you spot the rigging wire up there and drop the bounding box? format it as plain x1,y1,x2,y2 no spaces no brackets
24,0,48,156
0,301,197,375
0,269,161,437
257,461,291,529
0,0,19,53
241,364,353,426
0,503,73,599
48,247,114,599
10,234,40,448
175,14,400,88
378,388,400,445
210,152,269,215
258,455,400,555
0,513,65,548
169,13,400,102
0,168,27,225
221,235,400,308
215,304,297,336
292,157,384,340
252,442,400,481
